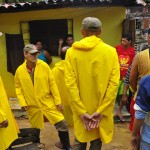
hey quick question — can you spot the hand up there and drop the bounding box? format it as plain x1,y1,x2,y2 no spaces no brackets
21,106,29,111
121,94,128,105
89,112,103,129
59,39,64,45
0,120,8,128
120,75,125,81
56,104,64,112
80,113,91,131
131,135,140,150
62,46,69,52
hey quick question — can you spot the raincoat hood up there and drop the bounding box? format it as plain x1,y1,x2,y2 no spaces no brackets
72,35,101,51
54,60,65,72
65,35,120,143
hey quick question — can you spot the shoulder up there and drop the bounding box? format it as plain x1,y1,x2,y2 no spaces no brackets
138,75,150,95
37,59,49,67
44,50,50,56
16,62,25,72
44,50,49,54
115,44,122,49
62,46,69,52
115,45,123,54
129,47,135,51
103,42,115,50
37,60,52,72
137,49,149,61
101,44,116,56
139,49,149,55
140,75,150,85
128,47,135,54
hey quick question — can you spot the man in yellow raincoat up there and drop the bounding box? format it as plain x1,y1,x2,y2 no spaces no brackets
14,44,71,150
65,17,120,150
52,48,74,149
0,76,18,150
52,40,73,127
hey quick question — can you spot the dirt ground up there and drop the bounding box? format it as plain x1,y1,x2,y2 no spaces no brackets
16,118,132,150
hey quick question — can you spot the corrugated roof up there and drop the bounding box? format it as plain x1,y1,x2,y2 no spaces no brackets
0,0,138,13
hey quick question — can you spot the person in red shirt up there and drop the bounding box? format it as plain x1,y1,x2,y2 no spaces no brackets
115,33,135,121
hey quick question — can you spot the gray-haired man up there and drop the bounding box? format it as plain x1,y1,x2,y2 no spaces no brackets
14,44,72,150
65,17,120,150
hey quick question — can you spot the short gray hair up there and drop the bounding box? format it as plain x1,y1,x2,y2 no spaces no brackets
82,17,102,32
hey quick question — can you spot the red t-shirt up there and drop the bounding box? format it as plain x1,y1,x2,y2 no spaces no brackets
116,45,135,79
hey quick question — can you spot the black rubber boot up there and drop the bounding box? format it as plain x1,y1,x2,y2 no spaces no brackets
34,128,40,143
58,131,71,150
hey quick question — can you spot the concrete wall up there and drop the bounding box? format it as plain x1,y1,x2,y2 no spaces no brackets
0,6,126,97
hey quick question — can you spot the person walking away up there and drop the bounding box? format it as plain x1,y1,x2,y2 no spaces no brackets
52,47,73,149
65,17,120,150
52,48,73,127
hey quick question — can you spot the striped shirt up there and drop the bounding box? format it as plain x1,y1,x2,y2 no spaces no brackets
124,64,132,85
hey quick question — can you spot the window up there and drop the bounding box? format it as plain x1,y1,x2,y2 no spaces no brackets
29,19,68,56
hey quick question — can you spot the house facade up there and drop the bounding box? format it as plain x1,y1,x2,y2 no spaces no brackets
0,0,137,97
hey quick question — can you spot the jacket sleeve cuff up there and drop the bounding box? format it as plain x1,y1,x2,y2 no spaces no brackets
0,111,7,123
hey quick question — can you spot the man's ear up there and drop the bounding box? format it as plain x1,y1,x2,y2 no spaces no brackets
97,30,101,36
81,29,86,37
81,29,84,35
24,51,28,58
129,40,132,45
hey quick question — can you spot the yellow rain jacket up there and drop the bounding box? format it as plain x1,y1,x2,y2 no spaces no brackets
0,76,18,150
65,36,120,143
14,60,64,129
52,60,73,126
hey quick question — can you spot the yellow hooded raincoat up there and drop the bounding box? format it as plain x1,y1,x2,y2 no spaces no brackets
52,60,73,126
14,60,64,129
65,36,120,143
0,76,19,150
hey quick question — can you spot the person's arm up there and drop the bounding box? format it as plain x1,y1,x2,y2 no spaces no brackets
121,84,129,105
65,49,87,116
0,109,6,125
44,50,52,64
96,51,120,116
0,78,7,124
131,101,146,150
14,69,28,109
48,66,62,106
124,64,132,85
130,55,138,92
131,116,144,150
131,82,148,150
58,39,64,56
0,77,8,128
121,65,132,104
132,117,144,136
